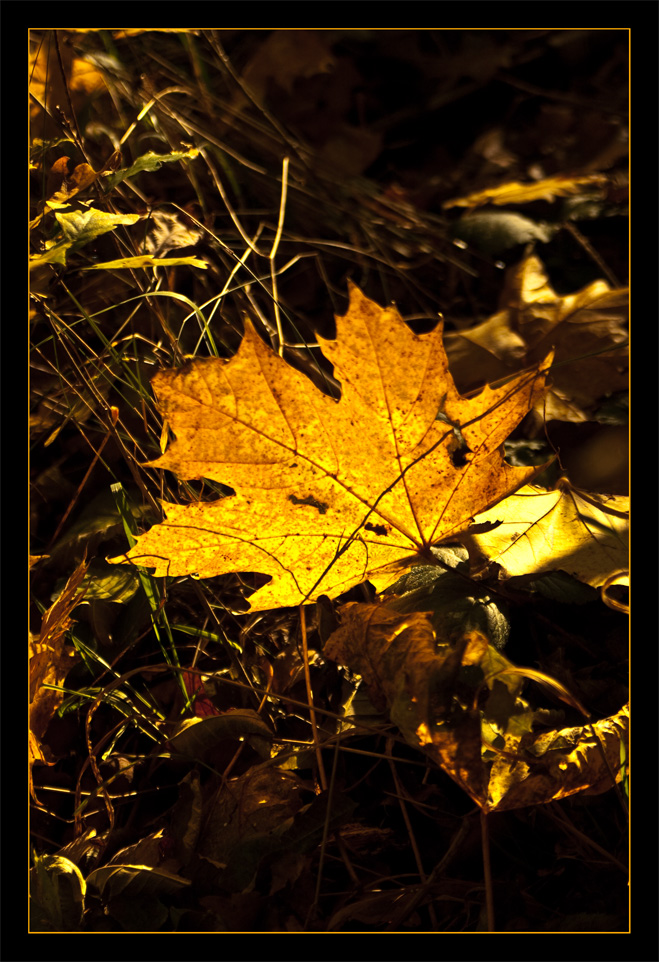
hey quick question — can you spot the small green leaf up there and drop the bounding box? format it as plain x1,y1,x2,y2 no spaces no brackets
102,147,199,190
385,561,510,651
87,863,190,901
452,211,555,255
30,209,141,267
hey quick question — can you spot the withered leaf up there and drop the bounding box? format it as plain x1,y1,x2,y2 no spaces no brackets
324,601,628,812
444,254,628,420
30,561,87,803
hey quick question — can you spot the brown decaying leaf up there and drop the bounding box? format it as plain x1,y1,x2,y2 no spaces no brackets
110,284,552,609
30,561,88,803
239,30,335,101
324,601,628,813
198,768,304,865
324,603,493,805
445,255,628,420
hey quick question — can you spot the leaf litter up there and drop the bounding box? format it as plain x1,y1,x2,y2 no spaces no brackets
109,283,627,818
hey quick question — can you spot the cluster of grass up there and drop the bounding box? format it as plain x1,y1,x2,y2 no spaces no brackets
30,29,628,932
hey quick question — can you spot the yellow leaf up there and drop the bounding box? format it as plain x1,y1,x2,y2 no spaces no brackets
486,703,629,812
69,57,108,96
443,174,608,209
110,285,551,609
466,478,629,588
80,255,208,271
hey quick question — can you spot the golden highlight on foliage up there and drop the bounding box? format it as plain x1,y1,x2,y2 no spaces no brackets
468,478,629,588
443,173,608,209
111,285,552,609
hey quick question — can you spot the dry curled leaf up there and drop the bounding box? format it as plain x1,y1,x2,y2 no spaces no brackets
110,285,552,609
30,561,88,803
445,255,628,420
486,703,629,812
324,601,628,812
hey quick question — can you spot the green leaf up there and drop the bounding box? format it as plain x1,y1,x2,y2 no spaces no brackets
73,558,140,604
87,863,190,901
452,211,555,255
30,208,141,267
385,559,510,651
167,710,273,761
102,147,199,190
30,854,86,931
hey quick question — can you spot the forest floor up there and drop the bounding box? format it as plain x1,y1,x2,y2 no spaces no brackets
30,29,628,933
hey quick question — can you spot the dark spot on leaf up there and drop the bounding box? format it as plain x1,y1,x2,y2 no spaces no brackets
450,444,472,468
364,522,388,536
289,494,329,515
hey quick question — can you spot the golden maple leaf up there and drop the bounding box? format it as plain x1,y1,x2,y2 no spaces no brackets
110,285,552,610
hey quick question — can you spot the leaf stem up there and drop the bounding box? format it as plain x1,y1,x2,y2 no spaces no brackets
300,604,327,791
